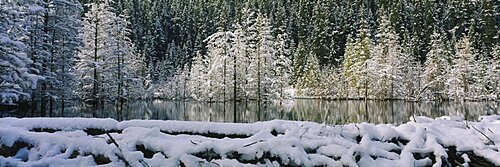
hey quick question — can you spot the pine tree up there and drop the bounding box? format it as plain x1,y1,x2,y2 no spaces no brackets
491,45,500,99
0,3,43,104
470,50,490,100
103,10,142,102
446,35,476,101
49,0,82,112
291,41,307,85
342,19,372,98
311,0,333,66
242,7,258,100
77,1,139,103
77,1,112,102
401,32,422,100
298,51,319,88
203,28,236,101
369,15,404,99
130,52,150,99
254,14,276,101
421,31,449,100
273,33,292,99
24,0,52,114
230,24,249,101
187,52,209,101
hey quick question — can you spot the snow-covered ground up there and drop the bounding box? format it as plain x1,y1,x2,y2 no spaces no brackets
0,116,499,167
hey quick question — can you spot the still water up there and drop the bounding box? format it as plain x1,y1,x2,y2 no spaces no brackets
1,100,499,125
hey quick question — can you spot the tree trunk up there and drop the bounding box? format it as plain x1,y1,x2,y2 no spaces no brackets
49,22,56,117
93,11,99,106
117,25,123,111
31,94,36,116
245,49,249,102
233,48,237,123
61,95,65,116
61,37,66,116
223,58,226,102
280,69,283,100
364,61,368,100
41,85,47,117
257,52,261,102
39,0,52,117
233,51,237,101
184,73,187,100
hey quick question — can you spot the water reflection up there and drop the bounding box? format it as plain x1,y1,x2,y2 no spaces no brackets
1,100,498,125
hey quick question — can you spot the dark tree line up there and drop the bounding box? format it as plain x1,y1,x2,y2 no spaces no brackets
109,0,498,81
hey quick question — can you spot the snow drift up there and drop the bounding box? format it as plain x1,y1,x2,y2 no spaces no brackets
0,116,499,166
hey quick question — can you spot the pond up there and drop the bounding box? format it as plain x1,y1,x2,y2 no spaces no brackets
1,100,499,125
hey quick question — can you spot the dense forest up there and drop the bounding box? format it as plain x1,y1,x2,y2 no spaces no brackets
1,0,499,108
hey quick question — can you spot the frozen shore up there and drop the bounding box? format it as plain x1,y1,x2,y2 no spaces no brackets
0,116,499,167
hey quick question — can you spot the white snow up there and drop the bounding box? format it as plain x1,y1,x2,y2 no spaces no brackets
0,117,118,131
0,116,499,166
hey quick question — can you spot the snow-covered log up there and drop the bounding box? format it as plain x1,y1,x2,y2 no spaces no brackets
0,116,499,166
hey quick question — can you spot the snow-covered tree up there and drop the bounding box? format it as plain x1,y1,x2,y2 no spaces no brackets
297,52,320,89
0,3,43,104
157,67,189,100
203,29,236,101
291,42,308,85
22,0,52,113
187,52,209,101
400,32,422,100
295,51,321,97
446,35,476,101
102,10,141,102
273,33,292,99
249,14,276,101
241,8,258,100
369,15,404,99
0,0,82,109
150,59,174,98
77,1,140,103
128,52,149,99
315,67,344,98
491,45,500,99
229,24,250,101
76,1,114,102
342,20,372,98
186,13,290,102
48,0,82,111
470,51,491,100
421,31,449,100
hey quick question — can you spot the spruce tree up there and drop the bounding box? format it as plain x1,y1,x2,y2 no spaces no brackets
421,31,449,100
0,3,43,104
342,19,372,98
370,15,404,99
446,35,476,101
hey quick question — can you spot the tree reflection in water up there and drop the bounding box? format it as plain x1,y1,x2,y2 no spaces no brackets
2,100,498,125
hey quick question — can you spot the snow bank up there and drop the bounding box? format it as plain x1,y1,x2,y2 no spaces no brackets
0,116,499,166
0,117,118,131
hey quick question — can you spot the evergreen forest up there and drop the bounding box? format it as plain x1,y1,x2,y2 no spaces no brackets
1,0,499,109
